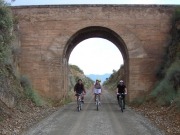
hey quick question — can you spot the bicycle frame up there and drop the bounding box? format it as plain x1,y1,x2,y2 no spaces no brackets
77,94,82,112
117,93,124,112
95,93,100,111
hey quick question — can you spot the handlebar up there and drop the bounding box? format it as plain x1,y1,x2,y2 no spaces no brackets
117,93,127,95
75,93,83,96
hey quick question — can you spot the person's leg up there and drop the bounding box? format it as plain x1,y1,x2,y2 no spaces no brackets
98,89,101,102
94,89,97,101
76,95,79,108
123,95,125,109
117,95,119,101
94,93,96,102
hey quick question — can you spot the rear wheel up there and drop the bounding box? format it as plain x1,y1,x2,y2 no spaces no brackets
96,100,99,111
80,102,82,110
96,95,99,111
119,98,123,112
77,100,81,112
121,100,124,112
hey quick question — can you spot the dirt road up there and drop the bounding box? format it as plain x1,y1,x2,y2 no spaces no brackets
21,90,164,135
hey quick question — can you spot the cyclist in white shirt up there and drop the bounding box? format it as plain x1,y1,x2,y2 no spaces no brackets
92,79,102,103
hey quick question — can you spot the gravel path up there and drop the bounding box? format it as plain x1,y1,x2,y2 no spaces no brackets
21,90,164,135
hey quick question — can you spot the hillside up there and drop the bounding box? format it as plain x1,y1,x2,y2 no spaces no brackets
103,65,125,90
68,64,94,91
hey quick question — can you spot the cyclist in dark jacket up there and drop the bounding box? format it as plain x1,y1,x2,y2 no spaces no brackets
116,80,127,109
74,79,86,103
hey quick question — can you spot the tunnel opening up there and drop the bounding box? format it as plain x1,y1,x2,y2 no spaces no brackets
68,37,124,76
64,26,129,98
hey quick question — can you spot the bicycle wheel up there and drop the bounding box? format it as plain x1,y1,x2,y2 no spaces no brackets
96,95,99,111
77,100,81,112
119,99,123,112
80,101,82,110
120,99,124,112
96,100,99,111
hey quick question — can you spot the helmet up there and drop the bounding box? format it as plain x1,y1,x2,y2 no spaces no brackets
119,80,124,83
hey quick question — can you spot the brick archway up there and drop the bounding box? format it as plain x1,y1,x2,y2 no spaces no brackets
12,5,174,101
63,26,129,97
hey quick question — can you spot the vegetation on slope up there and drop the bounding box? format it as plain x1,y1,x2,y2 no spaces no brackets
148,7,180,109
0,0,22,108
103,65,125,91
0,0,44,122
69,64,94,91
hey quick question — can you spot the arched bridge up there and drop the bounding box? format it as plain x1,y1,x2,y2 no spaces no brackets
12,5,175,102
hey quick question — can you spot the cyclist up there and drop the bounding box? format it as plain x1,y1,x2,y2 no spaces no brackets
74,79,86,104
92,79,102,104
116,80,127,109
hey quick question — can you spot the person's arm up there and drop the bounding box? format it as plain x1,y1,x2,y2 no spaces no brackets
125,88,127,95
116,85,119,94
116,88,119,95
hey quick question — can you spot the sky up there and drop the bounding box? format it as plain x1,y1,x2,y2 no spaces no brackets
5,0,180,75
69,38,123,75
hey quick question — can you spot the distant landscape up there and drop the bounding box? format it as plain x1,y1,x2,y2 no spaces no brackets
86,73,111,83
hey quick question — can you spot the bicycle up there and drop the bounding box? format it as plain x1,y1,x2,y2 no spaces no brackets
117,93,125,112
95,93,100,111
76,93,83,112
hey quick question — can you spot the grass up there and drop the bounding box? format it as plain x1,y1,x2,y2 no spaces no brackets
174,90,180,111
20,75,44,106
0,115,3,122
149,11,180,108
150,55,180,107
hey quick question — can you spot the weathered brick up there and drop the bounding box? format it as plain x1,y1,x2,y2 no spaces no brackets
12,5,175,101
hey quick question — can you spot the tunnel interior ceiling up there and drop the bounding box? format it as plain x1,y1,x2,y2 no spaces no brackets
65,26,128,62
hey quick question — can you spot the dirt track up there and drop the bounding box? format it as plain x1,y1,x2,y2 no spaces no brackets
21,90,164,135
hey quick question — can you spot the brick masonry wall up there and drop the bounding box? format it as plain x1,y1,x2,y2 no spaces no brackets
12,5,175,101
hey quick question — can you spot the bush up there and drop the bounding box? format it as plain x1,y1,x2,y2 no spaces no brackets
20,75,44,106
173,91,180,111
0,0,13,64
175,7,180,21
150,60,180,106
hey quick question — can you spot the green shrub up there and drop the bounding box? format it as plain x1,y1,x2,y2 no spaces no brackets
174,90,180,111
20,75,44,106
0,0,13,64
151,60,180,106
156,83,176,106
175,6,180,21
